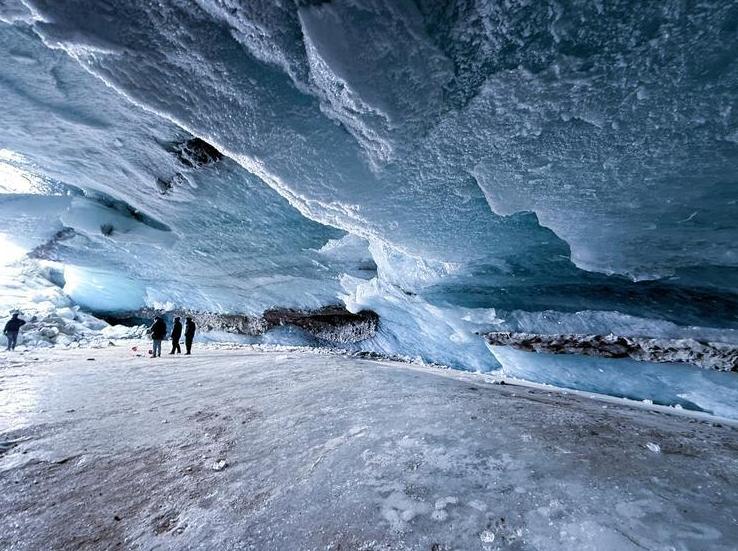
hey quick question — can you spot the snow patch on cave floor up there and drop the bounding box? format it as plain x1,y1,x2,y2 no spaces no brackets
1,346,737,550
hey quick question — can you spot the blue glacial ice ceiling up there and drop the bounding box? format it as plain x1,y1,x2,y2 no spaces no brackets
1,0,737,372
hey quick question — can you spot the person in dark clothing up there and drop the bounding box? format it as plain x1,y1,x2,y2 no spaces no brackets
149,316,167,358
170,316,182,355
4,313,26,351
184,317,196,355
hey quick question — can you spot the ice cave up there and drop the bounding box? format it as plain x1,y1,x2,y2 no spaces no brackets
1,1,737,549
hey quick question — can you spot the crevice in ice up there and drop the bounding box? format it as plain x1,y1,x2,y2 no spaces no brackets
82,190,172,233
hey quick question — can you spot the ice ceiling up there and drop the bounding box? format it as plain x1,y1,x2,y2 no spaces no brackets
1,0,737,370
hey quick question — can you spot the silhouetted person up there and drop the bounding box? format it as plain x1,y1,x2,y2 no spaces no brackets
149,316,167,358
184,317,196,355
170,316,182,354
4,313,26,351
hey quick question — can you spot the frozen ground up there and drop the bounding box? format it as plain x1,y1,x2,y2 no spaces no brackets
1,346,737,550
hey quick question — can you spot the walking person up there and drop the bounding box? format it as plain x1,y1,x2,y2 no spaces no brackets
149,316,167,358
184,316,196,355
170,316,182,354
3,312,26,351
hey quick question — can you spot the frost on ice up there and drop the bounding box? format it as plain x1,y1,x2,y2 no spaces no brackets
1,348,737,549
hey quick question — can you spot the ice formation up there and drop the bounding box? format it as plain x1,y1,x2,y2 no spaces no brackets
489,346,738,420
0,1,737,411
0,258,111,349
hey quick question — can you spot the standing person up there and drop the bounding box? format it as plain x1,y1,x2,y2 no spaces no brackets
149,316,167,358
3,312,26,351
170,316,182,355
184,317,196,355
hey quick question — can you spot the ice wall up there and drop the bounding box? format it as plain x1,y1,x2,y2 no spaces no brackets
0,1,737,405
490,346,738,420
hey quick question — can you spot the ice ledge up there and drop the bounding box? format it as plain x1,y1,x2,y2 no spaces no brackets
484,331,738,372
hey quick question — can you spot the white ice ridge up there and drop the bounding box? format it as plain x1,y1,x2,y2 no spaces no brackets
0,259,111,349
485,331,738,372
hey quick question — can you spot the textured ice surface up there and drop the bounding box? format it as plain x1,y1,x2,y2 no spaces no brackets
1,347,737,550
13,0,736,278
0,1,737,401
0,259,110,349
490,346,738,420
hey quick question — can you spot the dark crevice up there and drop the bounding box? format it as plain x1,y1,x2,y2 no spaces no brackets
83,190,172,232
169,137,223,168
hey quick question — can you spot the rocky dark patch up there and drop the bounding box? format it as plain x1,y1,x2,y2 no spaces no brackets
155,177,173,194
263,306,379,343
100,306,379,344
196,312,269,336
170,137,223,168
485,331,738,371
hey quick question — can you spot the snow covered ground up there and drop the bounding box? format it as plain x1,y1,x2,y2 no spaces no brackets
1,346,737,550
